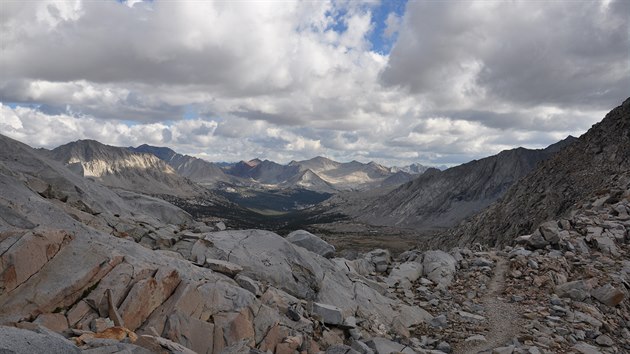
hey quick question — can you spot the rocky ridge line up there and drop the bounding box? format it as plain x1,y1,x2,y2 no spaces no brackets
439,97,630,248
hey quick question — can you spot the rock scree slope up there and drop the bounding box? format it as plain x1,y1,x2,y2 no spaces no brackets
324,136,576,230
439,96,630,248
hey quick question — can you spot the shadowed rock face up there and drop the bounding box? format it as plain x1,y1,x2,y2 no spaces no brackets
439,97,630,248
130,144,232,185
327,136,576,230
47,140,205,197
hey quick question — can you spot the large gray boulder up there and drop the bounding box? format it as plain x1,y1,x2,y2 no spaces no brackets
193,229,326,300
0,325,80,354
423,250,457,288
364,337,415,354
115,190,194,226
555,279,596,301
286,230,336,258
366,249,391,273
385,261,423,288
538,221,561,245
592,283,625,306
313,302,344,325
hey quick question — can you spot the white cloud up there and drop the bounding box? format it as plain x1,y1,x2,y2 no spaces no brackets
0,0,627,167
381,0,629,110
383,12,402,38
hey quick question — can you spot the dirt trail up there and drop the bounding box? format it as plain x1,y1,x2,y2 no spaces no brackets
455,253,524,354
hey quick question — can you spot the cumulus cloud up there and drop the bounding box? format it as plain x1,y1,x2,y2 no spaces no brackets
383,12,402,38
381,0,629,110
0,103,171,148
0,0,627,167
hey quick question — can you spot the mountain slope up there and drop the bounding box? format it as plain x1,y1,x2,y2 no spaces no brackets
0,134,195,229
281,169,338,193
224,156,406,191
130,144,231,185
289,156,342,172
327,136,576,230
224,158,294,184
438,97,630,247
291,158,395,190
380,170,416,188
391,163,431,175
48,140,205,197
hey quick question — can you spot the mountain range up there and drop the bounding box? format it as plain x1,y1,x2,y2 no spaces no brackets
320,136,577,230
130,144,433,193
222,156,401,192
34,127,581,233
36,140,434,198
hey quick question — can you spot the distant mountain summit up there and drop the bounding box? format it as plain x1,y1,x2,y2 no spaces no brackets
48,140,204,197
63,143,433,193
391,163,431,174
223,155,420,191
327,136,577,230
290,157,393,190
281,169,337,193
289,156,341,173
439,97,630,247
130,144,231,185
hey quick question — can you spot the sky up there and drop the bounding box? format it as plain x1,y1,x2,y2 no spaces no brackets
0,0,628,167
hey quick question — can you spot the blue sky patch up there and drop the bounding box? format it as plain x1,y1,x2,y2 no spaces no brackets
183,105,198,120
324,1,407,54
4,102,40,110
368,0,407,54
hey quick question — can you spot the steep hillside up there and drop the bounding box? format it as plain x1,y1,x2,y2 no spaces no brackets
380,170,416,188
281,169,338,193
225,159,261,177
289,156,341,172
0,134,196,230
327,137,576,230
130,144,232,185
438,97,630,247
48,140,205,197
